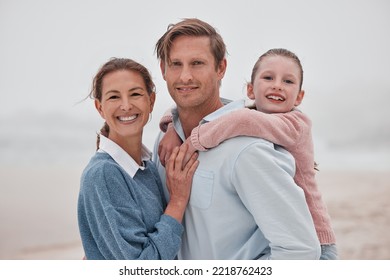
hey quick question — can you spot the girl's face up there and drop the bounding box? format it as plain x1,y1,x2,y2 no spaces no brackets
247,55,304,114
95,70,155,144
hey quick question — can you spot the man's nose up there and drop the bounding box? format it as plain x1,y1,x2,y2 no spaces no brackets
179,65,193,82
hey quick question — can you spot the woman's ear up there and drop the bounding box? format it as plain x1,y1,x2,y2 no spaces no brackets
95,99,105,119
149,92,156,113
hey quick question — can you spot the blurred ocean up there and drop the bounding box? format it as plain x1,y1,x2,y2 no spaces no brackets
1,109,389,171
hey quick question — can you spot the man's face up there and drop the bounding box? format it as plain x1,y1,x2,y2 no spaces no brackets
161,35,226,111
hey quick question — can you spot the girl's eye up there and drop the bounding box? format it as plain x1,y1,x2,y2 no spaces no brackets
284,79,294,84
263,76,272,80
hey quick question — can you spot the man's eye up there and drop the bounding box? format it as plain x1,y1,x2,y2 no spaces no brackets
170,61,181,67
192,61,203,65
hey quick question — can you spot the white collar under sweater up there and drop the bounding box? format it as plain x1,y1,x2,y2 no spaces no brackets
98,134,152,178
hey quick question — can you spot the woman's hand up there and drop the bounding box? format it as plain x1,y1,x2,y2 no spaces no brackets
164,143,199,222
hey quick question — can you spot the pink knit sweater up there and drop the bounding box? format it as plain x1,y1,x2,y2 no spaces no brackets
160,108,336,244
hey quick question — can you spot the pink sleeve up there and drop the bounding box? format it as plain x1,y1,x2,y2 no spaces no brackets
159,108,174,132
190,108,311,151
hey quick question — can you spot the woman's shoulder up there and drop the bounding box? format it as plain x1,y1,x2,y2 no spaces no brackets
81,152,124,186
83,152,117,172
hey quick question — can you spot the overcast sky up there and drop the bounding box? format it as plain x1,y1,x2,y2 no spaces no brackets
1,0,389,169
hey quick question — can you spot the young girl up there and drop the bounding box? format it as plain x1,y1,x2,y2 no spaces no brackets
78,58,199,259
158,48,337,259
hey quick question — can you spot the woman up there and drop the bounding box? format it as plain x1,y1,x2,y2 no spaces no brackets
78,58,198,259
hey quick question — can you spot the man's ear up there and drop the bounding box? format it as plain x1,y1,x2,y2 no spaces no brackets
160,61,166,80
294,90,305,106
217,58,227,80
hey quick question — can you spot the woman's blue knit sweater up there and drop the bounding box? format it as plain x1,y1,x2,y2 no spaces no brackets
78,152,183,259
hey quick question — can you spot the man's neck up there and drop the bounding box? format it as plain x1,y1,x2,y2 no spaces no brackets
178,99,224,138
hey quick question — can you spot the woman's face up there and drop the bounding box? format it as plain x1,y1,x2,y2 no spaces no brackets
95,70,155,143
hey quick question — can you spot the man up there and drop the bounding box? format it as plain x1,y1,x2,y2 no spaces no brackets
153,18,320,259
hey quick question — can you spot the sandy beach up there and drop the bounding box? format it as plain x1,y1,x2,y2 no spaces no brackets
316,170,390,259
1,166,389,260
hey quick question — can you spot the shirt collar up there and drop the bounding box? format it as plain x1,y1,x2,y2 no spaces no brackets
202,98,244,123
98,135,152,178
172,98,244,141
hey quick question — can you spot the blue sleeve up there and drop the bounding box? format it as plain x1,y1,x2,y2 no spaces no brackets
231,141,321,260
79,161,183,259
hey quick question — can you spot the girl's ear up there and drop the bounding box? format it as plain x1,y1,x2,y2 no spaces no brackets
247,83,255,100
294,90,305,106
